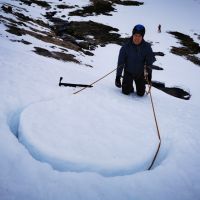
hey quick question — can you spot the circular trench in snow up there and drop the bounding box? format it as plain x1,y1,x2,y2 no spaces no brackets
18,92,158,177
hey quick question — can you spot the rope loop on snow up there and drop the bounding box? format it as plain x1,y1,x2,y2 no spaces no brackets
73,65,161,170
144,66,161,170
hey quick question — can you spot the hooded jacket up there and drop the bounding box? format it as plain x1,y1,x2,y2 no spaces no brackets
117,38,156,79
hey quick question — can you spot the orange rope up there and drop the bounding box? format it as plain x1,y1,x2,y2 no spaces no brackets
73,67,118,95
145,68,161,170
73,65,161,170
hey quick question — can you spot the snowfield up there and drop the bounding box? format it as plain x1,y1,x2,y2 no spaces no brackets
0,0,200,200
18,84,157,176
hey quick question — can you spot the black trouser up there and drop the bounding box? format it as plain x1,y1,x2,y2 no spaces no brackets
122,71,145,96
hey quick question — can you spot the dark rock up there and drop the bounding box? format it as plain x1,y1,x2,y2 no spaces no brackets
45,11,57,18
49,18,69,36
151,81,191,100
168,31,200,54
1,0,136,60
69,0,115,17
2,5,12,13
4,19,81,52
186,55,200,66
194,33,200,40
154,52,165,56
15,12,31,21
18,0,51,8
64,20,123,46
69,0,143,17
18,0,32,6
171,46,190,56
47,19,126,54
61,34,77,43
26,31,81,52
163,87,191,100
4,9,49,28
168,31,200,66
83,50,94,56
151,81,165,88
33,47,79,63
59,47,69,52
21,39,32,45
112,0,144,6
78,41,90,50
10,39,32,45
57,4,74,9
6,25,25,36
48,17,67,24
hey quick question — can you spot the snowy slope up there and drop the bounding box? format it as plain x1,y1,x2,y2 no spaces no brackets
0,0,200,200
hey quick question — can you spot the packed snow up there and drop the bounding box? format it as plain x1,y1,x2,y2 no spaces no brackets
18,77,158,176
0,0,200,200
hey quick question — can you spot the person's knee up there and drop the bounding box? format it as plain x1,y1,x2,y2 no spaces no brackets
122,88,131,95
122,85,134,95
137,89,145,96
137,92,145,96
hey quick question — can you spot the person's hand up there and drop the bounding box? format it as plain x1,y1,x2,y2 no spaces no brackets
145,68,152,83
115,76,121,88
147,69,152,82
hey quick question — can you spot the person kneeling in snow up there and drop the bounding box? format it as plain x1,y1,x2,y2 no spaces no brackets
115,24,156,96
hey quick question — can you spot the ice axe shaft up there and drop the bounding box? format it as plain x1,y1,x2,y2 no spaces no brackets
147,65,163,70
59,77,93,88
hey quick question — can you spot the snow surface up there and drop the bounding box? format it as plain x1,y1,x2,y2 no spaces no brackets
0,0,200,199
18,81,157,176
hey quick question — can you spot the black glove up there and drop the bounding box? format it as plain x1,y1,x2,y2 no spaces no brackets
115,76,121,88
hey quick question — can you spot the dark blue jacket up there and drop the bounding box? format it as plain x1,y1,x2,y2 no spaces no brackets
117,38,156,78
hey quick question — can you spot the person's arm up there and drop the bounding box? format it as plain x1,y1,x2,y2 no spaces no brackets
146,44,156,82
115,46,126,88
117,46,126,77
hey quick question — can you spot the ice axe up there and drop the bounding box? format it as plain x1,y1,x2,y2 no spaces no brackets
59,77,93,88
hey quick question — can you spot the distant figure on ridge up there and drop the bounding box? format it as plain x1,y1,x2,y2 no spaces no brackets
158,24,161,33
115,24,156,96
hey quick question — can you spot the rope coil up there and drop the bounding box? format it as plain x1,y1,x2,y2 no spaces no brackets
144,66,161,170
73,65,161,170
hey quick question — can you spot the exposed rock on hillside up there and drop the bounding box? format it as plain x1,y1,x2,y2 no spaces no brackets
0,2,127,64
69,0,143,17
168,31,200,66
